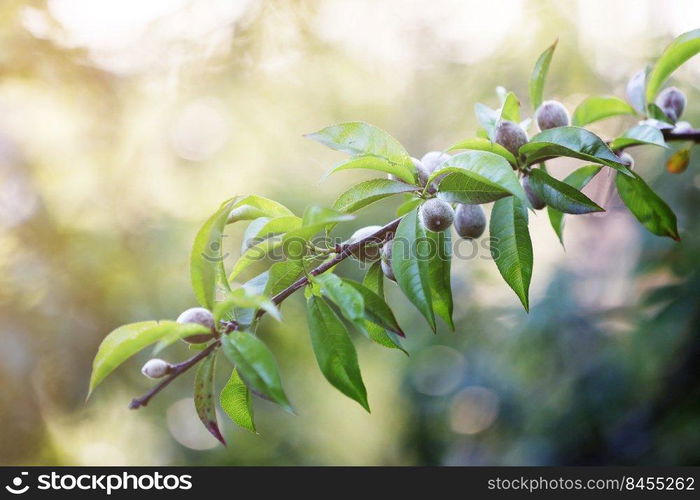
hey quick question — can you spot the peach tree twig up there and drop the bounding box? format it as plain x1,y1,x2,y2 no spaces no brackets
128,217,402,410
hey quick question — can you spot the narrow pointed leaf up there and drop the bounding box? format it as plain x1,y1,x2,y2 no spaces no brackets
357,261,405,351
425,229,454,329
571,96,637,126
432,150,529,206
307,122,415,182
306,295,369,411
447,137,517,165
521,126,631,175
475,103,498,140
342,279,405,337
221,331,293,412
396,197,422,216
391,208,436,331
609,124,669,150
547,165,602,244
615,171,680,240
499,91,521,123
313,273,365,321
227,195,294,224
194,352,225,445
529,39,557,110
89,321,209,395
490,197,533,311
220,368,256,433
528,168,604,214
191,199,236,309
328,155,415,184
332,179,416,213
645,29,700,102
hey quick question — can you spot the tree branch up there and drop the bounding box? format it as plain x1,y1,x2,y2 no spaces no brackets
129,217,402,409
129,129,700,410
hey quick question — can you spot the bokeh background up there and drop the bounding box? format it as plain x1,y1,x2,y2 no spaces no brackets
1,0,699,465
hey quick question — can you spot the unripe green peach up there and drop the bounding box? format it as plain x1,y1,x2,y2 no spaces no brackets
454,204,486,239
141,358,173,379
419,198,454,232
380,240,395,281
655,87,686,122
176,307,216,343
494,121,528,156
619,152,634,169
535,100,570,130
347,225,383,262
521,175,546,210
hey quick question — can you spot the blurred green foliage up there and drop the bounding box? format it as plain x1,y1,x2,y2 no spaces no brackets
0,0,699,465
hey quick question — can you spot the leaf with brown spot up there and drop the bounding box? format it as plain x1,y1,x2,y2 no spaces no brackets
194,351,225,445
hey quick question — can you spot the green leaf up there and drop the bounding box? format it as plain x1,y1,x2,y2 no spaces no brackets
332,179,416,214
221,331,293,412
227,195,294,224
88,321,209,395
356,261,405,352
306,295,369,411
490,197,533,311
431,150,529,206
646,102,673,124
529,39,557,110
547,165,602,244
499,91,521,123
218,288,281,323
646,29,700,102
313,273,365,321
609,124,669,150
627,67,650,114
307,122,415,182
391,208,436,331
615,171,680,241
194,352,225,445
521,126,632,175
228,235,284,281
528,168,604,214
447,137,517,165
396,197,422,216
241,216,302,252
152,322,214,353
264,258,311,297
571,96,637,126
220,368,256,433
328,155,415,184
282,206,355,252
191,199,236,309
426,228,454,330
342,279,405,337
475,103,498,140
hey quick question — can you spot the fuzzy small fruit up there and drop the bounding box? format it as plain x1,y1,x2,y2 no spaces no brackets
380,240,395,281
176,307,216,343
494,120,528,156
348,225,383,262
421,151,451,179
655,86,686,122
535,100,570,130
141,358,173,379
454,204,486,239
521,175,546,210
419,198,454,232
412,157,433,187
